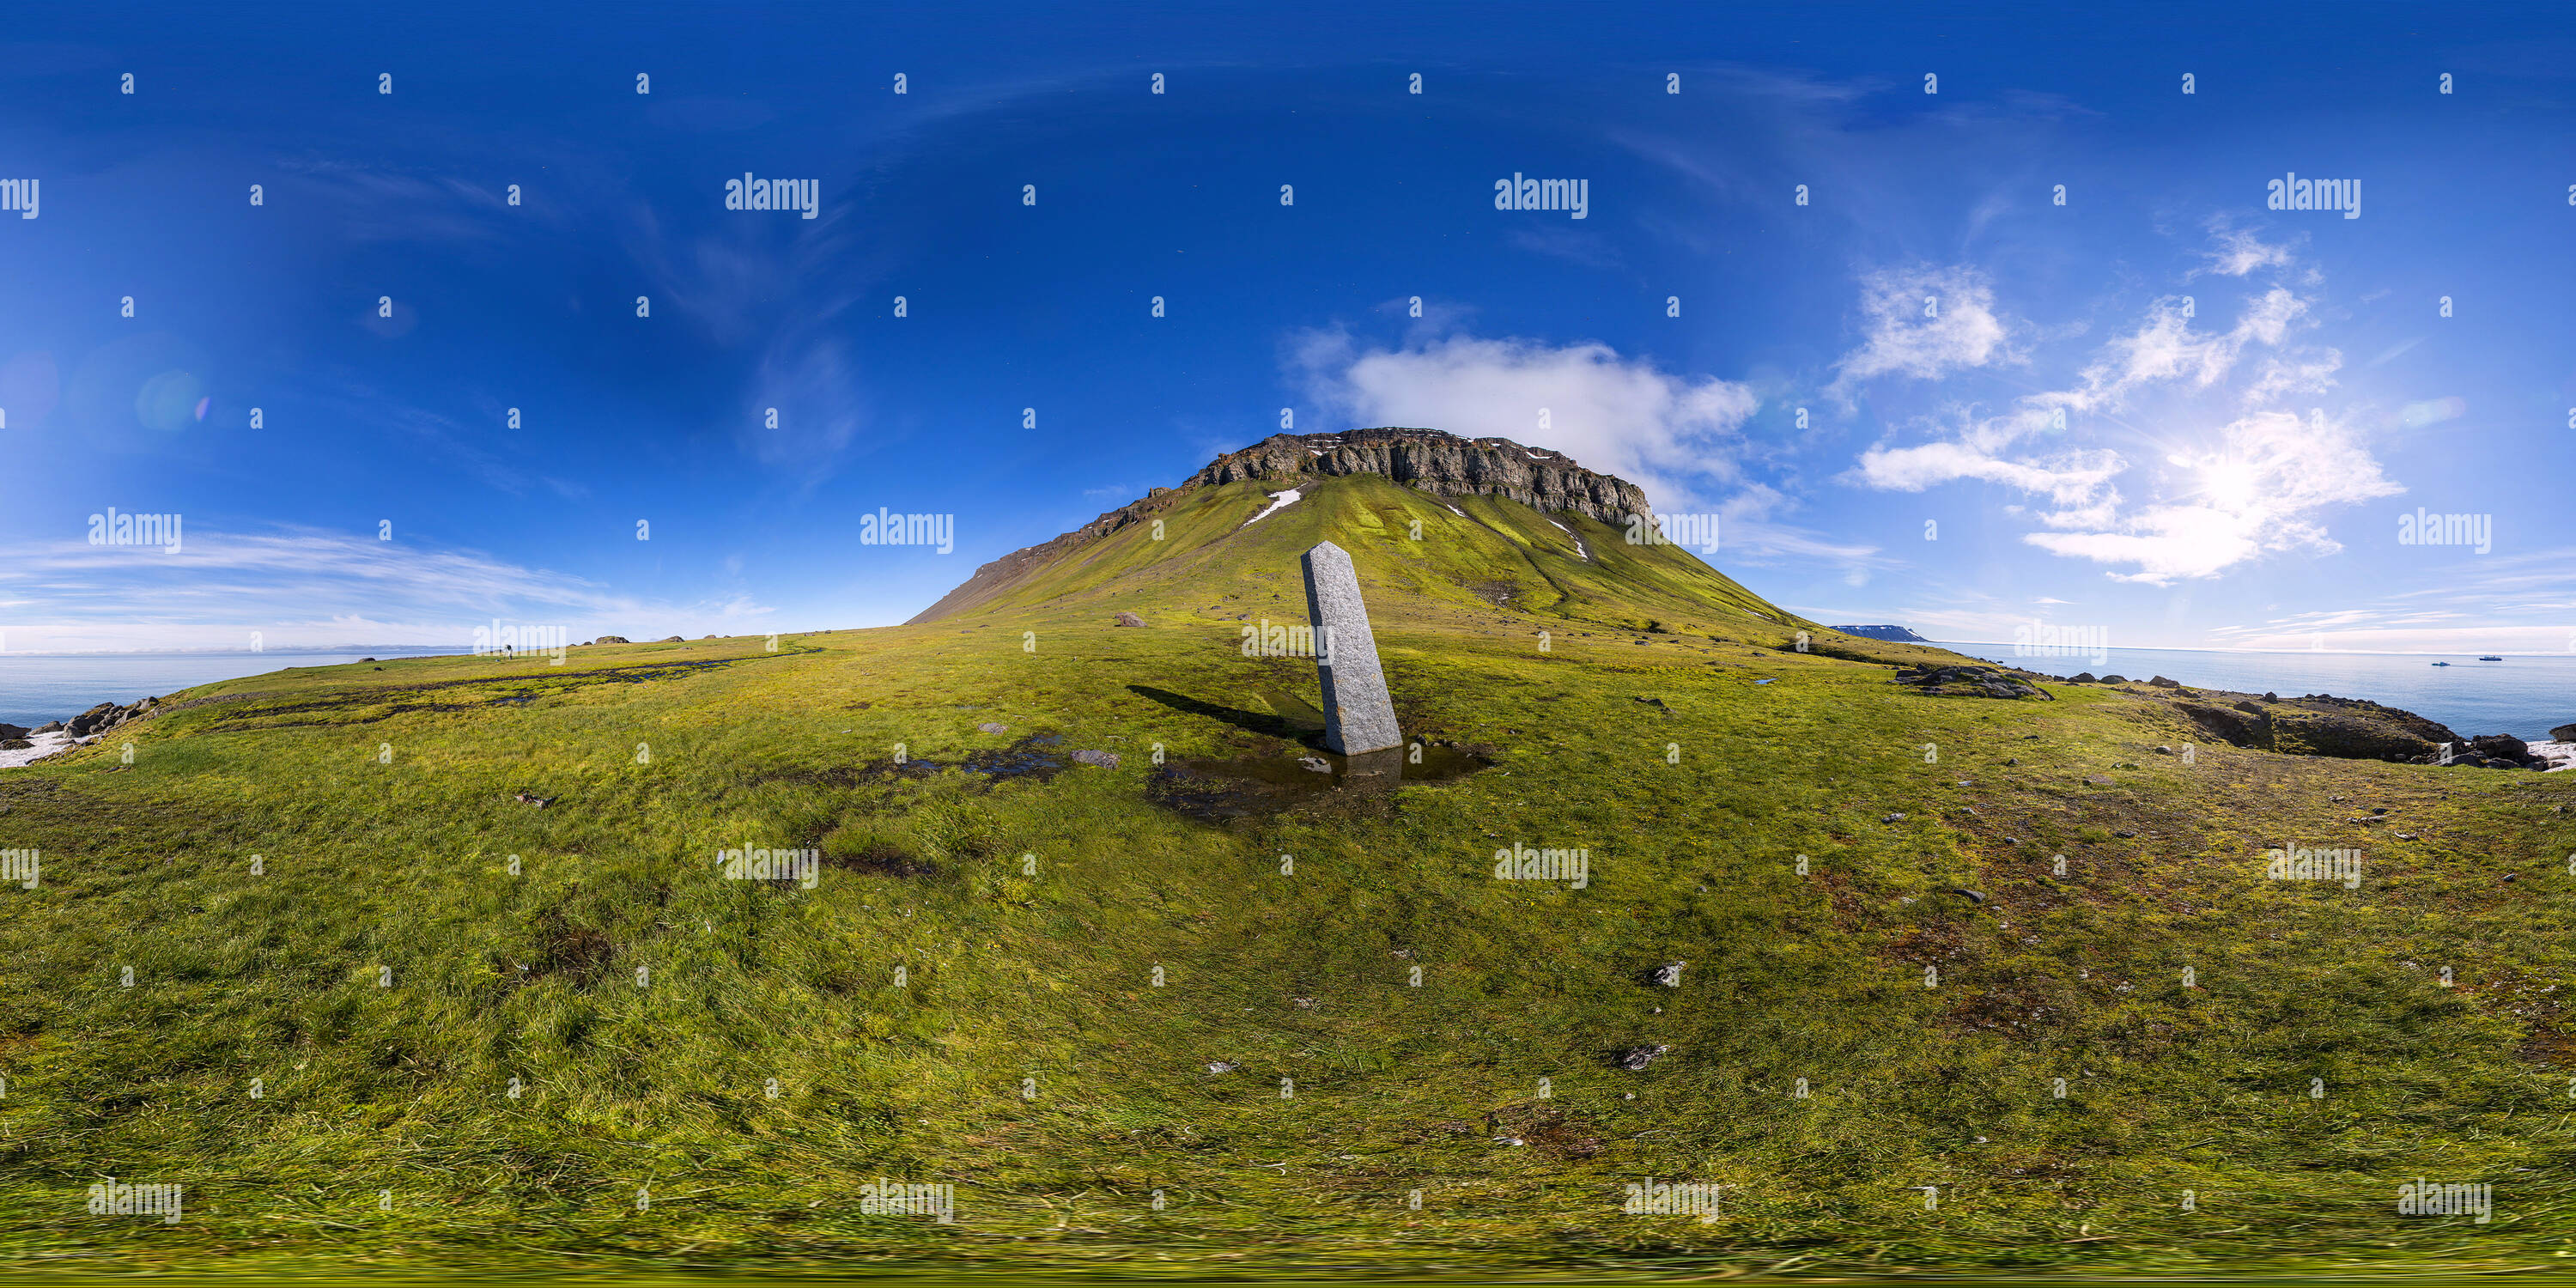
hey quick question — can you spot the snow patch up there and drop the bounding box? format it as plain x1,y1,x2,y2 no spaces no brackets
1543,516,1591,560
1242,489,1303,526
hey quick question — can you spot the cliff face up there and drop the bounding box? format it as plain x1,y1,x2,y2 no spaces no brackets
908,428,1658,623
1189,428,1651,526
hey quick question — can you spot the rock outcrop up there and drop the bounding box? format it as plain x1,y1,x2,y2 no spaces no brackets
1892,665,2052,701
910,427,1663,624
1188,428,1651,526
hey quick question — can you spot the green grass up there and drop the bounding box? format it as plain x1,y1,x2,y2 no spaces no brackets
2,481,2573,1279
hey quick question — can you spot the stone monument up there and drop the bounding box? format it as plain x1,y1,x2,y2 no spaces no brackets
1300,541,1403,756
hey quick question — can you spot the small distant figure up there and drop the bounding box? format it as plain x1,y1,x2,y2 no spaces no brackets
513,792,557,808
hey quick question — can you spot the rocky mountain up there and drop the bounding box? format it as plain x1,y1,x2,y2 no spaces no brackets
905,427,1807,635
1832,623,1933,643
1186,428,1651,526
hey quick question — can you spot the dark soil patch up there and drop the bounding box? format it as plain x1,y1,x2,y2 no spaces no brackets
1146,743,1492,824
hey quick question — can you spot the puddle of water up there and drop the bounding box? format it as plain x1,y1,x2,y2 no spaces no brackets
1149,743,1492,823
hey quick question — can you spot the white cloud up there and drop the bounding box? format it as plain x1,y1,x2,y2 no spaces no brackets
2197,222,2296,277
2023,409,2400,585
0,527,772,653
1844,227,2395,585
1292,330,1759,506
1827,264,2020,397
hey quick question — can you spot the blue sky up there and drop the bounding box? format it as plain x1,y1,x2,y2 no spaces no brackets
3,2,2571,653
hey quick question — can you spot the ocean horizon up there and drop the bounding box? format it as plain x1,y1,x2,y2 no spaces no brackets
0,647,462,728
1939,641,2573,742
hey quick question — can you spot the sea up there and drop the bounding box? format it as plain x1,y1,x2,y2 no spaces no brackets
0,648,461,728
1940,642,2574,742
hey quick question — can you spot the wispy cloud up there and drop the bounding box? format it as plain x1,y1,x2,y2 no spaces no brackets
1827,264,2020,399
0,526,771,653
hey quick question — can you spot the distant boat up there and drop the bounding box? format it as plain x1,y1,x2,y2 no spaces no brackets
2430,661,2451,666
2478,655,2503,661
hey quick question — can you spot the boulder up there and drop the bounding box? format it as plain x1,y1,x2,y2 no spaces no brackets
2100,674,2128,683
1071,749,1121,768
33,721,62,734
2554,723,2576,743
1113,611,1146,628
2069,671,2098,683
2148,675,2183,689
0,739,29,751
1892,665,2051,701
660,635,684,642
0,723,27,741
594,635,630,645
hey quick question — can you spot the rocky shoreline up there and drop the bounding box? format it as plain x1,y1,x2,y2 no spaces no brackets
0,696,168,768
2019,670,2574,772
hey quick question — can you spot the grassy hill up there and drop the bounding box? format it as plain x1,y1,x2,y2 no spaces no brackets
2,463,2573,1279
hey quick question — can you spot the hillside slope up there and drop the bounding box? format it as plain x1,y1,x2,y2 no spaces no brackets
911,428,1817,646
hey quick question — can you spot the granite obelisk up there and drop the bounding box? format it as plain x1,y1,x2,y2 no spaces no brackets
1300,541,1402,755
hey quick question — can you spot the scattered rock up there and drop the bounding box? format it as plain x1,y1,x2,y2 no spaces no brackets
1297,756,1332,773
1113,612,1146,628
2101,674,2128,683
594,635,630,645
2069,671,2099,683
1951,887,1987,903
2554,723,2576,743
1882,813,1906,823
2148,675,2183,689
512,792,558,808
1892,665,2052,701
977,722,1008,735
1206,1060,1240,1074
0,724,27,741
0,739,29,751
660,635,684,642
1649,961,1686,987
1071,750,1121,768
33,721,62,734
2154,745,2176,756
1618,1044,1671,1072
